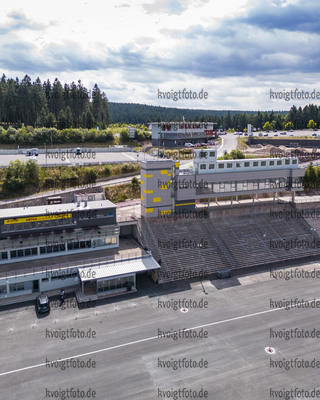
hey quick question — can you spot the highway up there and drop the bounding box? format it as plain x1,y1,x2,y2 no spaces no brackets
1,260,320,399
0,151,155,167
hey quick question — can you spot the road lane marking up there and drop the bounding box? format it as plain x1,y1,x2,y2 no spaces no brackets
1,298,319,377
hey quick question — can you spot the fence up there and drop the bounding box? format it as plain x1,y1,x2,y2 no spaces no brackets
0,147,136,155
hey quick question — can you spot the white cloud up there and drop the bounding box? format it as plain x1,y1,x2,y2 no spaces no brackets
0,0,319,111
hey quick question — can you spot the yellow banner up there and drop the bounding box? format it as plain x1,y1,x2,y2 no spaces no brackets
4,213,72,225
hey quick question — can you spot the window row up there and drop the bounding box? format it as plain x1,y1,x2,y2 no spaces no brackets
0,236,118,261
199,159,298,171
196,178,302,194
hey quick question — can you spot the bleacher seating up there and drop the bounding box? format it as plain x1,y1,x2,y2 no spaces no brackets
141,205,320,284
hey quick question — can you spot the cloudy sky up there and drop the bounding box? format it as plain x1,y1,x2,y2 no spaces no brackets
0,0,319,111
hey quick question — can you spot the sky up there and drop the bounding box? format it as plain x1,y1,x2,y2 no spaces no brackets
0,0,319,111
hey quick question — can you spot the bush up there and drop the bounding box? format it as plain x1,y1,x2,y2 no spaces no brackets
104,165,111,176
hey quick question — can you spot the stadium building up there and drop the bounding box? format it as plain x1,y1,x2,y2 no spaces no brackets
0,200,159,303
150,121,217,147
141,149,305,217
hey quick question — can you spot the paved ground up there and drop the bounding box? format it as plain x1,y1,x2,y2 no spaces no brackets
1,259,320,399
0,151,156,167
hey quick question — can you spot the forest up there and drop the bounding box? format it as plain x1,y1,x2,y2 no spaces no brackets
0,74,110,129
1,74,320,131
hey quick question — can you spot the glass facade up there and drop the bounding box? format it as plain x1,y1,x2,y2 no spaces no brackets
97,275,135,293
197,177,303,195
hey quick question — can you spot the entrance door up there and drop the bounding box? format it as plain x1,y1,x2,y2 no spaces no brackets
33,280,39,292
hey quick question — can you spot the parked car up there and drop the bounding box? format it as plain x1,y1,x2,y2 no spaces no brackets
76,147,82,155
36,295,50,314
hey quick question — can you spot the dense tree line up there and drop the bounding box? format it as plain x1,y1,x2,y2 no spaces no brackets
0,75,110,129
0,125,151,145
110,102,320,131
1,74,319,132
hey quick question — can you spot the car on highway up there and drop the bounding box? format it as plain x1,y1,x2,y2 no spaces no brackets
273,129,277,132
76,147,82,155
184,143,194,147
314,129,318,131
36,295,50,314
289,129,294,132
312,132,317,136
26,148,39,157
274,133,278,136
258,133,263,137
263,133,269,136
289,133,294,136
280,132,287,135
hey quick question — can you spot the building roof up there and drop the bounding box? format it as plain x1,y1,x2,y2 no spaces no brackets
78,255,160,281
0,200,116,219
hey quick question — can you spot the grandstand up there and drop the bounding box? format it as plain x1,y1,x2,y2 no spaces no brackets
141,203,320,283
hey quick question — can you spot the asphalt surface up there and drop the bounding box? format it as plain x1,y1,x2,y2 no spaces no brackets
1,260,320,399
0,151,155,167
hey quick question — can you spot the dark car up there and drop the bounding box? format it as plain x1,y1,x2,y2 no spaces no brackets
36,295,50,314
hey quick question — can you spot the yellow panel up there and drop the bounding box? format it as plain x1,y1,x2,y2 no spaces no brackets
140,180,144,185
167,173,172,177
160,210,171,215
161,170,168,175
153,197,161,202
175,162,180,168
143,174,153,178
4,213,72,225
146,208,154,213
175,202,195,206
144,189,153,194
141,195,144,201
160,185,168,190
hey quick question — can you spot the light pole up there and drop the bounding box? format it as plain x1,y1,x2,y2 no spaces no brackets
53,172,56,195
263,233,267,266
310,227,316,257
